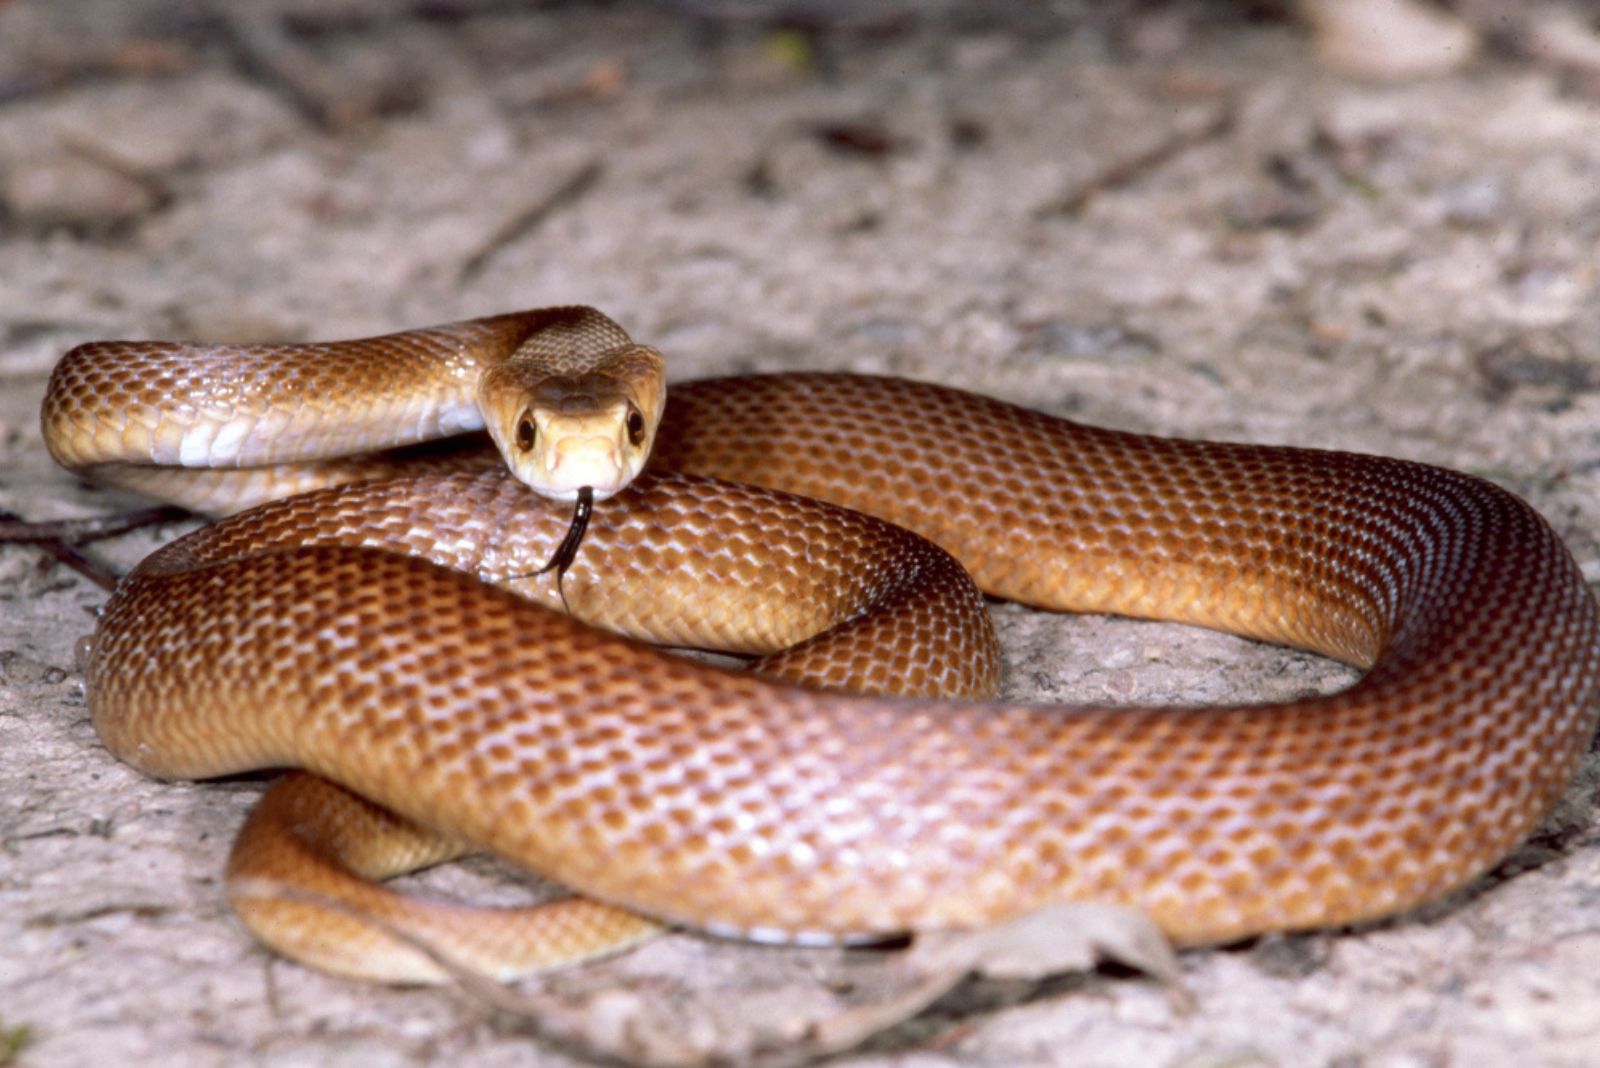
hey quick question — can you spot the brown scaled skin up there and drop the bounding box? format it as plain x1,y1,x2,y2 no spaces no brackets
39,310,1600,981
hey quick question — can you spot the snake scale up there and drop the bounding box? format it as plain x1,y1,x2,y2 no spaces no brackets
39,307,1600,982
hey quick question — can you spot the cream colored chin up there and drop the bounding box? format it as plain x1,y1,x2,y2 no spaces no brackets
516,415,640,501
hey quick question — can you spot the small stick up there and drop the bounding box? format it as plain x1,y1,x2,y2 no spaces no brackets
21,539,121,592
0,505,191,592
56,133,174,209
0,505,190,544
457,160,604,283
222,11,344,129
1034,101,1236,218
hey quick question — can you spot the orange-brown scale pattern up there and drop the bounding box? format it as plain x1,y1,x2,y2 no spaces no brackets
43,314,1600,965
227,772,664,981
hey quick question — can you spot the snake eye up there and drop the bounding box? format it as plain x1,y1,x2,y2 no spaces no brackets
515,411,537,452
625,404,647,448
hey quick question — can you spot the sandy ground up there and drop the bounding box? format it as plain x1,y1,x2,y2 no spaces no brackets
3,1,1600,1065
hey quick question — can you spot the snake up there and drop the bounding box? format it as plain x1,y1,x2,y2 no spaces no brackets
39,306,1600,985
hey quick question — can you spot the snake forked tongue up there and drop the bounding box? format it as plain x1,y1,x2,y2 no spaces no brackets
535,484,594,580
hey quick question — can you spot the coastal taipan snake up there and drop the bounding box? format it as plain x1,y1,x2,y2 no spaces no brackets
38,306,1600,983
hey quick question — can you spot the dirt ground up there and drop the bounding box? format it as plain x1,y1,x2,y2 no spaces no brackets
3,1,1600,1065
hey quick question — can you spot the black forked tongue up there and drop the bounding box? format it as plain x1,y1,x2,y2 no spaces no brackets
536,485,594,581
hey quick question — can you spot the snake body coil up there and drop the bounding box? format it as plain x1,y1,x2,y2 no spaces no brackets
41,310,1600,976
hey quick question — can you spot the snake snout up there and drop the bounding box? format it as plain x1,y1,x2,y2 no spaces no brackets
536,431,628,500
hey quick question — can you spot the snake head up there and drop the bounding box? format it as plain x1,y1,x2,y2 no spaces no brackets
478,345,665,502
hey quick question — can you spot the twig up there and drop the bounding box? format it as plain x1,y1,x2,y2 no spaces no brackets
0,505,191,544
457,160,604,283
56,133,175,210
19,540,120,592
221,11,350,130
1034,101,1237,218
0,505,191,591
